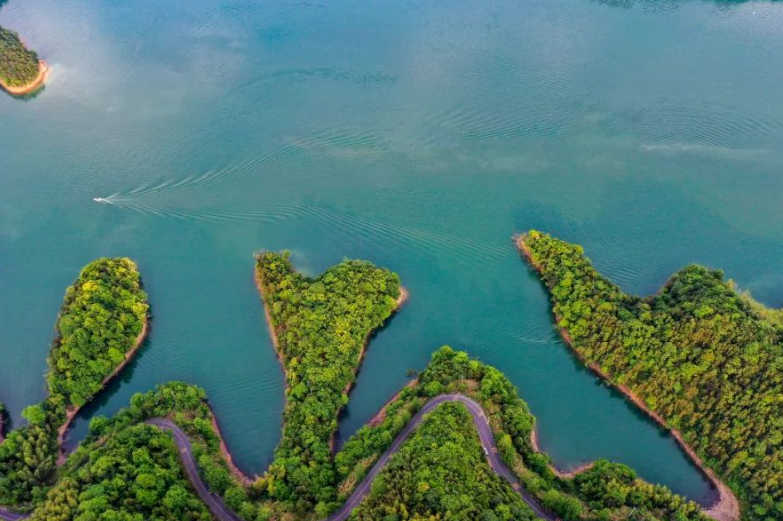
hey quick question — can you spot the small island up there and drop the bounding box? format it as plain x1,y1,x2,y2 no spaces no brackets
0,26,47,96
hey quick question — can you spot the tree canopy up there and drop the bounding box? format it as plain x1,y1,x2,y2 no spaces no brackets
0,26,39,88
255,251,402,516
0,258,148,508
521,229,783,520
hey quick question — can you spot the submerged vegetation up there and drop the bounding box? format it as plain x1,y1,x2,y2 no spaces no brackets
521,230,783,521
0,26,40,88
0,258,148,508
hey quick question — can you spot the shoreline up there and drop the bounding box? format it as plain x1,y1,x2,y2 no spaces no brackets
330,285,407,452
515,234,740,521
529,427,594,478
254,267,289,388
0,60,48,97
209,409,254,485
56,317,149,465
367,378,418,428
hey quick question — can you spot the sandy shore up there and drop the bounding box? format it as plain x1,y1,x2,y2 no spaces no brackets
343,286,408,398
0,60,48,96
515,234,740,521
330,285,408,451
254,267,289,388
57,317,149,465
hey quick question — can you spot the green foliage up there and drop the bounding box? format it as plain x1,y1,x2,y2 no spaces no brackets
0,26,39,87
522,230,783,520
256,251,401,513
0,258,148,508
350,403,538,521
21,406,45,427
48,258,148,412
337,346,708,521
29,424,211,521
0,424,56,507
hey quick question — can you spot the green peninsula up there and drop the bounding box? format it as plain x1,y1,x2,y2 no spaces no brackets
0,258,148,508
520,230,783,521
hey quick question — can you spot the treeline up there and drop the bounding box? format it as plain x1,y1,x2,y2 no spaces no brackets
351,402,538,521
521,230,783,520
0,26,39,87
254,251,402,518
21,347,707,521
0,258,148,509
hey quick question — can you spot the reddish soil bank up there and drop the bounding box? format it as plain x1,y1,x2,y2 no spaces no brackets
0,60,48,96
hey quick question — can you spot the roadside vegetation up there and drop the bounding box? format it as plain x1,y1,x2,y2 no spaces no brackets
30,424,212,521
521,229,783,521
0,258,148,509
350,402,538,521
338,346,710,521
0,26,39,88
25,347,708,521
29,383,214,521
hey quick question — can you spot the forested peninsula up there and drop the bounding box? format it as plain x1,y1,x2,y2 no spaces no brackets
519,230,783,521
0,25,46,96
0,251,743,521
0,258,148,509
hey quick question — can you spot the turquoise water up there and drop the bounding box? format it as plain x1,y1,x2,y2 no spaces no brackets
3,0,783,505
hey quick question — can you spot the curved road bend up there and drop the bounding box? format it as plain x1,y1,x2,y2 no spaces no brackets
0,395,556,521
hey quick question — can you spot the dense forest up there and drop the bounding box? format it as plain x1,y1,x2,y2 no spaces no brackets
28,383,217,521
338,346,710,521
350,402,538,521
29,424,212,521
521,230,783,521
47,257,148,414
7,346,709,521
255,251,402,518
0,258,148,509
0,26,39,88
0,253,726,521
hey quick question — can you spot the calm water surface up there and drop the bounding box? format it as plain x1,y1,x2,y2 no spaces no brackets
2,0,783,505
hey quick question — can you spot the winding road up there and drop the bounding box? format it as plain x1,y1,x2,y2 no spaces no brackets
0,394,556,521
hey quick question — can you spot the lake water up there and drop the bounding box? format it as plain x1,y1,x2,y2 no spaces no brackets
2,0,783,505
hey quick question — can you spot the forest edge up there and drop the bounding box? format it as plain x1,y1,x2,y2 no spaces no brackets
515,233,740,521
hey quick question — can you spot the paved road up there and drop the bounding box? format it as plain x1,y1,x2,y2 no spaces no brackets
324,394,556,521
145,418,245,521
0,394,556,521
0,508,27,521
